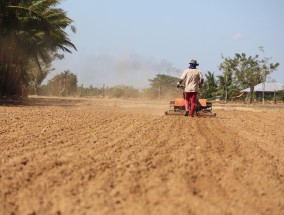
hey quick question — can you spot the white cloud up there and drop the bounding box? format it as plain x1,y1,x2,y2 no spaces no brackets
232,33,242,40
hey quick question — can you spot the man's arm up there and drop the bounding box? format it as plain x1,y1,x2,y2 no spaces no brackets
199,71,204,88
177,69,187,87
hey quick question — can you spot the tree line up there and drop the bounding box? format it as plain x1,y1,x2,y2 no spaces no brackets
33,72,177,99
200,50,280,103
35,63,284,103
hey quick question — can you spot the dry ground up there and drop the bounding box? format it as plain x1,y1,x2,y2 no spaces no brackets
1,97,284,215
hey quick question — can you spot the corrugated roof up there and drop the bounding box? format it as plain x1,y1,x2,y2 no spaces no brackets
241,82,284,92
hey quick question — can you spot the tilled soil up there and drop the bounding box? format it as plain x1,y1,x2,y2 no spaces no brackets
1,97,284,215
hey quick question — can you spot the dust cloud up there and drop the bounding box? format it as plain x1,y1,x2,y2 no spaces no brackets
81,52,181,89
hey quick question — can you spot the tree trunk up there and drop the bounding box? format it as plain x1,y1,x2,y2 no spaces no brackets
34,84,38,95
262,82,265,104
225,85,228,103
0,44,28,98
224,72,228,103
249,86,254,104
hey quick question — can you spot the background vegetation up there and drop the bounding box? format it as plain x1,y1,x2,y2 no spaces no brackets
1,1,282,103
0,0,76,98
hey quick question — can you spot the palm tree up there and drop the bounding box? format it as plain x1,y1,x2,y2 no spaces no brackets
0,0,76,98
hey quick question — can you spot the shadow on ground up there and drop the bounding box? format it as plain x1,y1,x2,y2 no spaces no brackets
0,96,86,107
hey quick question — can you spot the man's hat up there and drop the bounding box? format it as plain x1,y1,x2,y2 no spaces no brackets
189,59,199,66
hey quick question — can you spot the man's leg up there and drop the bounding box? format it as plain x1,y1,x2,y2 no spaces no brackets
183,92,189,116
184,100,189,111
189,92,197,117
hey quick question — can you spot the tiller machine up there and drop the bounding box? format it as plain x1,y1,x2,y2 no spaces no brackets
164,98,216,117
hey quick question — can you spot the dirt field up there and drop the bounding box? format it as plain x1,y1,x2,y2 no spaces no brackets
1,97,284,215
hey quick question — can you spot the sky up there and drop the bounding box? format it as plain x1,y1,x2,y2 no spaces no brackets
50,0,284,89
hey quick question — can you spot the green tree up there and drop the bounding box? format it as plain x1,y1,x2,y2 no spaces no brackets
199,71,218,99
276,90,284,101
220,53,262,103
47,70,78,96
107,85,140,98
258,46,280,104
216,72,240,101
218,56,239,102
219,51,279,103
148,74,179,99
0,0,76,98
123,86,140,98
233,53,263,103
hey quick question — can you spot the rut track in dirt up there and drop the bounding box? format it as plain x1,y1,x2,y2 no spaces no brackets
0,97,284,215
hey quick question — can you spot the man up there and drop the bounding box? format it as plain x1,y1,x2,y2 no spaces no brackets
178,59,203,117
